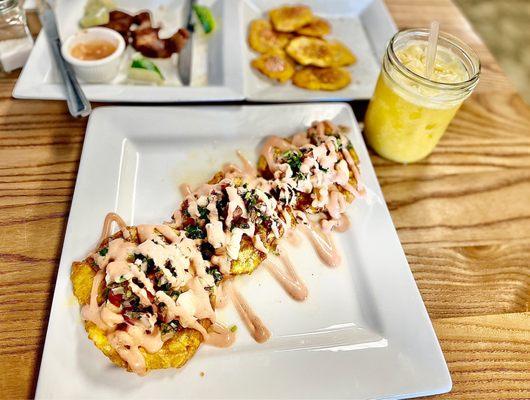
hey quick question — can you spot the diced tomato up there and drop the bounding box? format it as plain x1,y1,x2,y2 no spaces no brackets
108,291,123,307
146,291,155,303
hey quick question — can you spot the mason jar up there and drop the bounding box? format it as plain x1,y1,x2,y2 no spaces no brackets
364,28,481,163
0,0,32,73
0,0,27,41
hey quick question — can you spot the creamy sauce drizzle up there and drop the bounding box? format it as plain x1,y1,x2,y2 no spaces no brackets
301,223,341,267
204,322,237,348
236,150,258,177
180,183,193,197
335,214,350,233
226,281,271,343
98,212,129,247
263,246,308,301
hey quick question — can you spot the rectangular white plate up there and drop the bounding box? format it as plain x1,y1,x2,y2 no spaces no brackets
36,104,451,399
13,0,245,102
243,0,396,102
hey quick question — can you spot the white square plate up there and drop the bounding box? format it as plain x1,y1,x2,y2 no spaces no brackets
36,104,451,399
13,0,245,102
243,0,396,102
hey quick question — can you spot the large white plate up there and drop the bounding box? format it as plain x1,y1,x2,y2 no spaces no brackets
36,104,451,399
13,0,245,102
243,0,396,102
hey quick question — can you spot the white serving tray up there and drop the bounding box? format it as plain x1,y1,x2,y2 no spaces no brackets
243,0,396,102
35,103,451,399
13,0,245,102
14,0,396,102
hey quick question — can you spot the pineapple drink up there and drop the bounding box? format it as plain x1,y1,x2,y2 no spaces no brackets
364,29,480,163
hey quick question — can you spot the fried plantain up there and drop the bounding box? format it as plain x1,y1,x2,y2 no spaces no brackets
329,40,356,67
285,36,333,67
269,5,313,32
230,235,266,275
71,221,268,372
251,50,295,83
71,249,205,373
248,19,292,53
295,17,331,37
292,66,351,91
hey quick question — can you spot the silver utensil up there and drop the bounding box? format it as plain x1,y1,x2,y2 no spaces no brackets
177,0,197,86
39,0,91,118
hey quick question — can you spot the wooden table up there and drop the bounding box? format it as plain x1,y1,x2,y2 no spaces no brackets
0,0,529,398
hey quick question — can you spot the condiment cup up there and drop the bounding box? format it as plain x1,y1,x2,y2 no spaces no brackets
61,27,125,83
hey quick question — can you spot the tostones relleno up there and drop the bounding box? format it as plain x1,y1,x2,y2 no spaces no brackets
292,67,351,91
248,19,292,53
251,51,295,83
329,40,357,67
286,36,333,67
296,17,331,37
269,5,313,32
71,243,206,374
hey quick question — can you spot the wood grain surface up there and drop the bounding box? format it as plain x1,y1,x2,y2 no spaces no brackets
0,0,529,398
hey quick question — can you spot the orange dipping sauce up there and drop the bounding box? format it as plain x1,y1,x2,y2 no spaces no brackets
70,40,117,61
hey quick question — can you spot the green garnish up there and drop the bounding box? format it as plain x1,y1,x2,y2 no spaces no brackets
161,320,181,334
198,206,210,221
99,247,108,256
243,190,258,208
185,224,205,239
230,325,238,332
283,150,304,179
129,58,165,83
193,4,216,34
206,267,223,285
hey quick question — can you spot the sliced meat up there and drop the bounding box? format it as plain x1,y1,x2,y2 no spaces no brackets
101,10,134,42
167,28,190,53
133,11,152,30
100,10,189,58
132,27,173,58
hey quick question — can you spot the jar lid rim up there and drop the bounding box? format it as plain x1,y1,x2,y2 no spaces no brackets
387,28,481,91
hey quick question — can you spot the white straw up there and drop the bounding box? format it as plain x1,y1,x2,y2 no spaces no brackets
425,21,439,79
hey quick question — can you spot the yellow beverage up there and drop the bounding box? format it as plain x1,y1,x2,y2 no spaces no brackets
364,30,480,163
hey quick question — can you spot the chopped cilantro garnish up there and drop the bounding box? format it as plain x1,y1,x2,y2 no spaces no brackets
157,281,171,292
294,171,306,181
231,218,250,231
283,150,302,174
99,247,108,256
198,206,210,221
161,320,181,334
169,290,181,301
243,190,257,208
185,224,205,239
206,267,223,285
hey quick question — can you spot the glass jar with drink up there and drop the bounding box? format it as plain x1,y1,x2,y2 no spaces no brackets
364,27,480,163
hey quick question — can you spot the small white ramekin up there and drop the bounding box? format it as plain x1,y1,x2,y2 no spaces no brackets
61,27,125,83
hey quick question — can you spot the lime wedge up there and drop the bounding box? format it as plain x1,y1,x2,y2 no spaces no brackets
193,5,216,34
80,8,110,28
129,59,165,83
80,0,116,28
